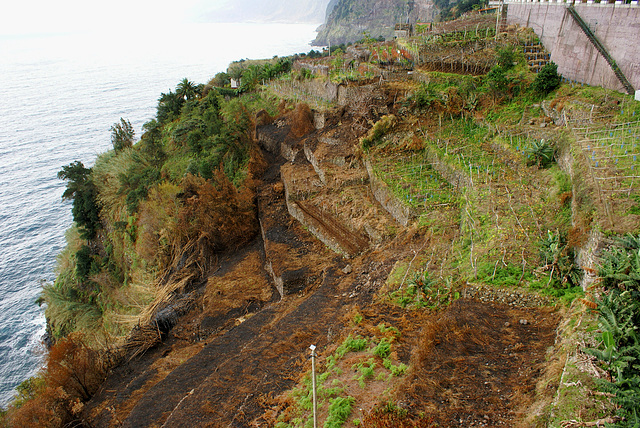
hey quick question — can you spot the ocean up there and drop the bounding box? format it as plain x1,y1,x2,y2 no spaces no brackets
0,22,320,407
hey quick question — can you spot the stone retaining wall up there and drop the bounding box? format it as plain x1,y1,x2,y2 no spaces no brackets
365,160,414,226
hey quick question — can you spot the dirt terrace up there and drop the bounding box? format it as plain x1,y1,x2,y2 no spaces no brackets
82,87,563,427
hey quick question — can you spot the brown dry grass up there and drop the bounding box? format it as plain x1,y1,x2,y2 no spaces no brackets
289,103,315,138
203,249,272,312
392,299,559,427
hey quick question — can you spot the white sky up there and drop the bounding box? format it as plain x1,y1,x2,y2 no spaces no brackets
0,0,220,36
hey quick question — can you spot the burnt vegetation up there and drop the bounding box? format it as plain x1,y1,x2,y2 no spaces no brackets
3,10,640,428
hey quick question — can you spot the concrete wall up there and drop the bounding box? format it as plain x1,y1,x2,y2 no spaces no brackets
504,1,640,93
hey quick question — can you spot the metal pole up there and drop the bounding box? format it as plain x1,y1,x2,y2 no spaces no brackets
309,344,318,428
495,1,501,41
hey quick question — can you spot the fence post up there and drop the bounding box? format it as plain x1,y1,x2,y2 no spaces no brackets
310,344,318,428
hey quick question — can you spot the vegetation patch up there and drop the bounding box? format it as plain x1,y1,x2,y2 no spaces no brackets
271,316,409,428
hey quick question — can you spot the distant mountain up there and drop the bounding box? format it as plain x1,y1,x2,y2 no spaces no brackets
196,0,332,24
313,0,437,46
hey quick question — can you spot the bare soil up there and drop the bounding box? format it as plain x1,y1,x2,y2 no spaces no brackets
82,85,563,428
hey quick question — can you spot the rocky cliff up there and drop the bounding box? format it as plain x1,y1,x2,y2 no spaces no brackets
313,0,437,45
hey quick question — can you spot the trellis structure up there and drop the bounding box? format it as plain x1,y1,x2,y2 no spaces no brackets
264,80,335,110
370,153,458,210
571,119,640,225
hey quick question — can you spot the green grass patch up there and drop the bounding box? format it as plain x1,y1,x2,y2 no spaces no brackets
371,152,458,210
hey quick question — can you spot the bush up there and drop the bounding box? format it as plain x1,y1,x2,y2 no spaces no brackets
497,46,517,70
484,64,509,98
289,103,314,138
335,335,368,358
373,338,391,358
532,62,561,95
75,245,96,280
175,173,257,255
411,83,441,109
526,139,555,168
361,115,396,151
4,333,113,427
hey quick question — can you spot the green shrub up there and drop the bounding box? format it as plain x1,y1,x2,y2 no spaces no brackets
373,338,391,358
352,313,363,325
335,335,367,359
361,115,396,151
485,65,508,95
353,359,376,388
377,323,400,338
538,230,581,287
75,245,96,281
532,62,561,95
412,83,441,109
382,358,408,376
497,46,517,70
526,139,555,168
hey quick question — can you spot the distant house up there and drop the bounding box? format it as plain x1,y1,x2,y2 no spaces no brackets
394,23,413,39
230,78,241,89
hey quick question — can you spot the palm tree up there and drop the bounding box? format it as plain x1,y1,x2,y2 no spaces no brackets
176,78,198,101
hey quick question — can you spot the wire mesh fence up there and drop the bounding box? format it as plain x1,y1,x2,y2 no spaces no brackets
571,119,640,224
576,120,640,187
264,80,335,110
370,152,459,210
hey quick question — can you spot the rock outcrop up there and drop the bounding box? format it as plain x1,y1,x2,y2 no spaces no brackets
314,0,437,45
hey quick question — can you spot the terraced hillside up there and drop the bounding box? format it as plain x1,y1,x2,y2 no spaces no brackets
81,65,640,424
6,13,640,428
81,87,574,426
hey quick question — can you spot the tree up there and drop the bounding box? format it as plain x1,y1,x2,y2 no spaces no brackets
176,78,198,101
241,65,262,90
110,118,134,153
211,72,230,87
156,90,183,124
228,63,245,81
58,161,101,240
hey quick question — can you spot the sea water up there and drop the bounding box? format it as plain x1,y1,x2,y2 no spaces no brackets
0,22,320,407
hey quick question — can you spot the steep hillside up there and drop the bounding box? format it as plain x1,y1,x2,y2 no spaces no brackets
196,0,331,24
4,14,640,428
313,0,436,45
